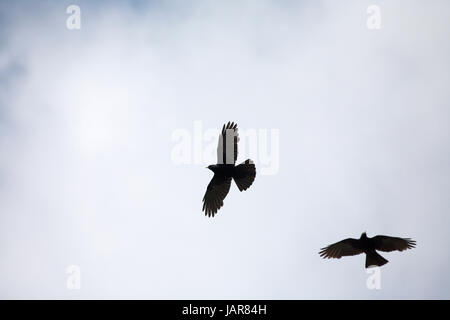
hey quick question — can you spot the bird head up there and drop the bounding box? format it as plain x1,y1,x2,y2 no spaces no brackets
361,232,367,239
206,165,217,172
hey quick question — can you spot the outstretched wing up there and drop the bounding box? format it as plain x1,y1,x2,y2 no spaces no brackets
371,236,416,252
202,173,232,217
233,160,256,192
217,122,239,164
319,238,364,259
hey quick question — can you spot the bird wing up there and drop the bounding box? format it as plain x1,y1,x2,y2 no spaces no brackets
217,122,239,164
371,235,416,252
202,173,232,217
319,238,364,259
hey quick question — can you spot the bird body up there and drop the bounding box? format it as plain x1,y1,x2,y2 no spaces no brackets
202,122,256,217
207,164,236,176
357,233,389,267
319,232,416,268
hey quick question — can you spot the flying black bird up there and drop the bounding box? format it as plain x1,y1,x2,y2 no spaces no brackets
319,232,416,268
202,122,256,217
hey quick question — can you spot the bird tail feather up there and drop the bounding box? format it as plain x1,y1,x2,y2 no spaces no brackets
366,250,388,268
233,160,256,191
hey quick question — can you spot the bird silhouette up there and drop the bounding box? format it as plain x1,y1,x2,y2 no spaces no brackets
319,232,416,268
202,122,256,217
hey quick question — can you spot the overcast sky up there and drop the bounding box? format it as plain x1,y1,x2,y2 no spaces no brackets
0,0,449,299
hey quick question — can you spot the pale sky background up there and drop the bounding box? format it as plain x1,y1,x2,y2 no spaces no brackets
0,0,449,299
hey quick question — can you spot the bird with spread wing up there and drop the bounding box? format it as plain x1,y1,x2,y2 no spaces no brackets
319,232,416,268
202,122,256,217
